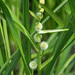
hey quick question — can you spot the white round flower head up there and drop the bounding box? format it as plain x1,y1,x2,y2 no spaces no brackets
29,61,37,70
40,41,48,50
35,22,43,31
37,12,43,19
34,34,42,42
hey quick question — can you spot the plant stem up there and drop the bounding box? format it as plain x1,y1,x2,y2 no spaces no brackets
37,52,41,75
32,70,34,75
37,43,41,75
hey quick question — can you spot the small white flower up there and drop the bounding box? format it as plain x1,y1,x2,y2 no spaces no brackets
39,0,45,4
35,22,43,31
34,34,42,42
40,41,48,50
37,12,43,19
29,61,37,70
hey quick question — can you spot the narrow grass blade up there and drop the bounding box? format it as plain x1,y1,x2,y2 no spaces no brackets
68,0,75,35
44,14,73,75
0,0,31,74
7,5,38,52
4,51,21,75
23,0,31,65
58,54,75,75
38,29,69,34
29,10,39,20
0,50,18,74
68,0,75,18
0,49,4,67
42,0,68,24
64,59,75,75
0,22,7,63
55,37,74,75
2,19,11,58
41,4,65,27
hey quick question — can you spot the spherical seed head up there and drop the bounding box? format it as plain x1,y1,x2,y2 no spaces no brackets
34,34,42,42
35,22,43,31
37,12,43,19
29,61,37,70
40,8,44,13
40,41,48,50
39,0,45,4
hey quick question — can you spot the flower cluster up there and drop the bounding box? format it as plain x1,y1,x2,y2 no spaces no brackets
29,0,48,70
34,0,48,51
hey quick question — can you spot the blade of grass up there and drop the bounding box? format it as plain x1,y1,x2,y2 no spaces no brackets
41,4,65,28
42,0,68,24
44,14,73,75
58,54,75,75
64,59,75,75
68,0,75,18
0,48,4,67
0,50,18,74
4,50,21,75
2,18,11,59
2,18,13,75
55,37,74,75
0,22,7,63
68,0,75,35
22,0,31,65
0,0,31,74
29,10,39,20
38,29,69,34
6,4,39,52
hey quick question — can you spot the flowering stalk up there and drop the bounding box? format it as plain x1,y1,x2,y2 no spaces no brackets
32,0,48,75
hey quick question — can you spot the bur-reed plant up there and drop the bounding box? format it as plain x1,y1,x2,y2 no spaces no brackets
0,0,75,75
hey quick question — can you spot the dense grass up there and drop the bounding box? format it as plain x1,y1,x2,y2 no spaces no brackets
0,0,75,75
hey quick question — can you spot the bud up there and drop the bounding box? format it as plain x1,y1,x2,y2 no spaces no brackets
39,0,45,4
29,61,37,70
34,34,42,42
37,12,43,19
35,22,43,31
38,4,41,9
39,8,44,13
40,41,48,50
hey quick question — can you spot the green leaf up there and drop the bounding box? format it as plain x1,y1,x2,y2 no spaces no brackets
0,0,31,74
41,4,65,28
38,29,69,34
23,0,31,65
64,59,75,75
68,0,75,18
68,0,75,35
44,14,73,75
0,22,7,63
0,50,18,74
55,37,74,75
29,10,39,20
7,4,39,52
42,0,68,24
4,50,21,75
58,54,75,75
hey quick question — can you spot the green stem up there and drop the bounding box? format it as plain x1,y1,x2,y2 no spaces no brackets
37,52,41,75
32,70,34,75
37,43,41,75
